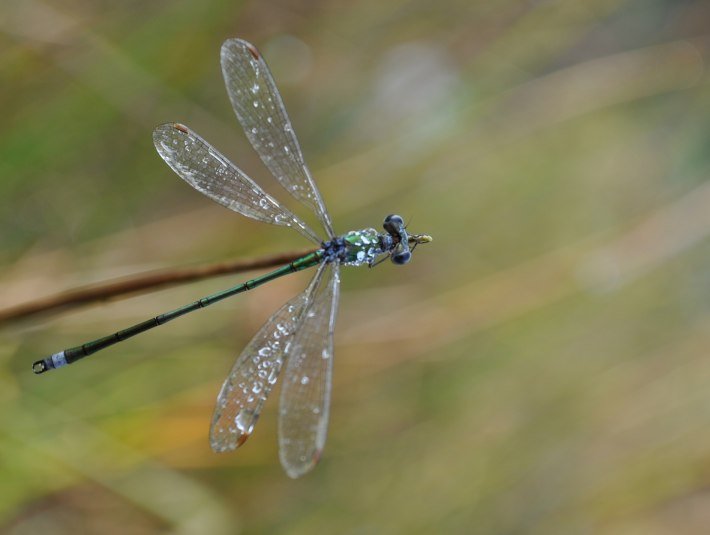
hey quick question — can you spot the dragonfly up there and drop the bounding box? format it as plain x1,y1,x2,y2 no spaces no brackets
32,38,431,478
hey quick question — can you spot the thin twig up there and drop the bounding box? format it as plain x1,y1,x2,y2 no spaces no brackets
0,248,316,325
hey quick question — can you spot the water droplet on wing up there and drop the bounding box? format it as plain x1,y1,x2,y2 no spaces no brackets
234,409,255,435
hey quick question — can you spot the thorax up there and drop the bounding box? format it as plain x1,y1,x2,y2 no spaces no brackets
321,228,386,266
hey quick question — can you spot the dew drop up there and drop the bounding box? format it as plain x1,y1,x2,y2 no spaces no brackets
268,367,280,384
276,323,289,335
234,409,255,434
300,376,310,385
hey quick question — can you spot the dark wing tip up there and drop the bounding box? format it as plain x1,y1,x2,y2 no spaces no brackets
152,123,189,149
244,42,260,60
221,38,261,61
209,430,250,453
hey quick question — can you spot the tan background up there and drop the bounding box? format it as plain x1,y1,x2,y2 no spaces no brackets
1,0,709,533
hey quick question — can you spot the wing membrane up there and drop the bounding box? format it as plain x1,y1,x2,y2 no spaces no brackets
153,122,320,244
210,263,328,451
221,39,334,238
278,262,340,478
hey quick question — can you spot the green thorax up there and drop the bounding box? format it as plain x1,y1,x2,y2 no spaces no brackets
339,228,383,266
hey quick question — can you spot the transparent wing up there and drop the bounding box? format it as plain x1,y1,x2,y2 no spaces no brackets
278,262,340,478
153,122,320,244
221,38,335,239
210,263,328,452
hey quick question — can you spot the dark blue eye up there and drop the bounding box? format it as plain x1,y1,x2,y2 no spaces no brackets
391,251,411,265
383,214,405,236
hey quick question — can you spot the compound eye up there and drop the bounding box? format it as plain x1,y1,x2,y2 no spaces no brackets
383,214,405,235
391,251,412,265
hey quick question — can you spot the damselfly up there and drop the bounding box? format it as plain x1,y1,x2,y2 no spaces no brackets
33,38,431,478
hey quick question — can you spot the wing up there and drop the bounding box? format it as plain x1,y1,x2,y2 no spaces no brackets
210,263,329,452
153,123,320,244
278,262,340,478
221,38,335,239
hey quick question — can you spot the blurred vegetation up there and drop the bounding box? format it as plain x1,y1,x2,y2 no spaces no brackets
1,0,709,533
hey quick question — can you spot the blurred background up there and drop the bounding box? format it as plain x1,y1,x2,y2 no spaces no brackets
1,0,709,533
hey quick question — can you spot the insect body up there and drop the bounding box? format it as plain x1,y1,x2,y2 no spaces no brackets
34,39,431,478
